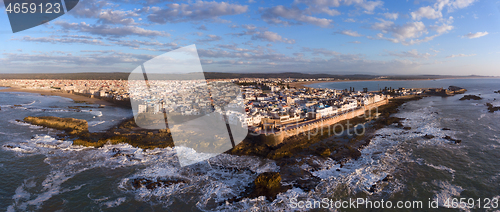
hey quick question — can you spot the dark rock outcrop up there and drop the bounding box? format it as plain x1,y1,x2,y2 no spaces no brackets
132,177,188,190
224,171,289,204
486,103,500,113
459,95,482,100
423,134,435,139
252,172,283,200
443,135,461,144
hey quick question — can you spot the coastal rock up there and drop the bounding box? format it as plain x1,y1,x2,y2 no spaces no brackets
443,135,461,144
280,166,320,192
382,175,394,182
23,116,88,135
423,134,435,139
252,172,284,201
494,90,500,94
486,103,500,113
459,95,482,100
131,177,188,190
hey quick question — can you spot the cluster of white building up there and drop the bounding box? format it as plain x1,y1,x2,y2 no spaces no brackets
241,85,389,131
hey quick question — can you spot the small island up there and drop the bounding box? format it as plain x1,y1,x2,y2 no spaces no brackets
424,86,467,96
459,95,482,100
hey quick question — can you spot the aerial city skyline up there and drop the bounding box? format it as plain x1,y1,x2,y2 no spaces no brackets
0,0,498,76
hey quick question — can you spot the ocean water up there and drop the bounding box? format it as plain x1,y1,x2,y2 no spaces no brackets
1,79,500,211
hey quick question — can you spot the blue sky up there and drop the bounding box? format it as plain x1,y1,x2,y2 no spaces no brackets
0,0,499,76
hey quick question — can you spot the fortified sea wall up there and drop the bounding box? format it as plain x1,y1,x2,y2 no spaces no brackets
255,99,389,146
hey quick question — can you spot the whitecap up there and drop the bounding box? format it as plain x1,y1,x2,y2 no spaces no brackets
432,180,464,208
426,163,456,180
102,197,127,208
88,121,106,127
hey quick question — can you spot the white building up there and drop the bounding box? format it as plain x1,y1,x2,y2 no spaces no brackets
138,104,147,114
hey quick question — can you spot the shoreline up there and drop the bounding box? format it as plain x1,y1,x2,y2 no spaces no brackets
0,87,115,106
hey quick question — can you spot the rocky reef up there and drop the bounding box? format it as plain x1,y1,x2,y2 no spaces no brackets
22,116,175,149
23,116,88,135
459,95,482,100
486,103,500,113
131,177,188,190
443,135,462,144
251,172,285,200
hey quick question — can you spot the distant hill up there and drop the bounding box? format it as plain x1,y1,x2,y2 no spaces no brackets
0,72,489,80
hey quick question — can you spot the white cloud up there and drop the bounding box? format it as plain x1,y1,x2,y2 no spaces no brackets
302,47,341,56
360,1,384,13
196,25,208,31
68,0,107,18
374,21,427,42
410,6,442,20
108,39,177,48
446,53,476,58
388,49,433,59
293,0,342,7
430,48,440,53
340,30,363,37
431,24,454,34
463,31,488,39
12,36,109,46
261,5,333,27
382,12,399,20
2,51,155,66
97,9,140,25
241,24,257,30
147,1,248,23
251,31,296,44
371,18,455,45
371,18,394,33
447,0,477,10
197,34,222,42
410,0,476,21
55,21,168,37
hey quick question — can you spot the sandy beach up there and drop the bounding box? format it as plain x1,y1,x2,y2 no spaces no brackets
0,87,115,106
